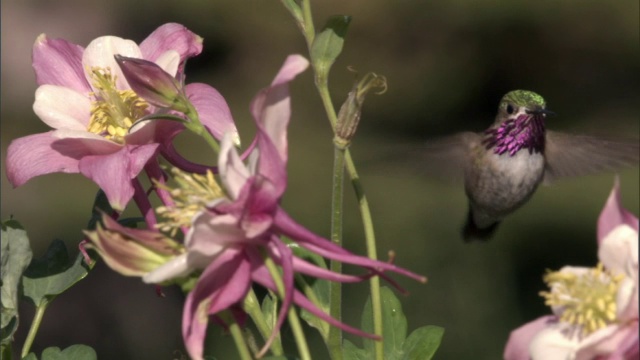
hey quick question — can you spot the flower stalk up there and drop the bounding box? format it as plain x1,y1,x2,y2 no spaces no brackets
243,289,284,356
282,3,386,359
264,256,311,360
21,300,49,358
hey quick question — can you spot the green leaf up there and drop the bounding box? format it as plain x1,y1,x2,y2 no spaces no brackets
1,219,33,344
37,344,97,360
262,356,299,360
298,276,330,338
401,326,444,360
362,287,407,360
22,240,91,307
310,15,352,79
22,352,37,360
342,339,369,360
261,292,278,333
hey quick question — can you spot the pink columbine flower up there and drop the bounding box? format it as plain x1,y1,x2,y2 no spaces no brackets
504,180,639,360
140,55,426,360
6,23,237,210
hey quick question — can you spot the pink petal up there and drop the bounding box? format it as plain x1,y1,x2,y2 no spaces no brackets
250,263,378,340
185,83,237,142
78,144,159,210
577,324,634,359
33,85,91,130
185,211,241,255
32,34,90,92
251,55,309,162
83,36,142,90
274,208,427,283
218,134,251,199
160,143,214,174
598,178,639,245
126,119,184,145
6,132,82,186
529,324,582,360
139,23,203,70
503,316,556,360
182,249,251,360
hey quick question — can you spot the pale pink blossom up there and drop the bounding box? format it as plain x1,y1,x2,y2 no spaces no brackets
6,23,236,210
504,180,639,360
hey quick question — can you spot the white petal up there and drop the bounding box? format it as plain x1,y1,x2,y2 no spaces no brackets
142,253,190,283
529,325,580,360
598,225,638,276
33,85,91,130
154,50,180,77
218,132,250,199
83,36,142,90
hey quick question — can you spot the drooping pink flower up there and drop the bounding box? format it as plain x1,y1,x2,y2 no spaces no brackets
140,55,426,360
504,179,639,360
6,23,237,210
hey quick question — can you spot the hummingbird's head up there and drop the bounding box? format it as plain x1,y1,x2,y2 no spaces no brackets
497,90,554,122
484,90,552,156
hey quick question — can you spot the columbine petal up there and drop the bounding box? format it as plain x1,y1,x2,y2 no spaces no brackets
84,215,182,277
33,85,91,130
218,133,251,199
598,178,639,244
504,316,557,360
182,249,251,360
82,36,142,90
529,325,581,360
185,83,237,142
115,55,184,109
6,132,82,186
32,34,89,92
139,23,203,71
251,55,309,196
599,225,638,277
274,208,427,283
143,253,190,284
78,144,159,210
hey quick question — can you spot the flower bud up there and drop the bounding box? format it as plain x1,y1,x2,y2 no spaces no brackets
83,214,184,277
335,71,387,148
114,54,189,113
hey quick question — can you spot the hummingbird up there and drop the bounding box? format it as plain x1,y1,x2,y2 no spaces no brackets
419,90,639,241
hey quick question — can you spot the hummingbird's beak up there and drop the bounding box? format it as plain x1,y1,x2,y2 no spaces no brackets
526,108,556,116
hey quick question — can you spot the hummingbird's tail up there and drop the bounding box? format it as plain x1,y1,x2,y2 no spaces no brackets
462,210,500,242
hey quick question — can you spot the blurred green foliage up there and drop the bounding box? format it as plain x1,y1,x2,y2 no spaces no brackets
1,1,638,359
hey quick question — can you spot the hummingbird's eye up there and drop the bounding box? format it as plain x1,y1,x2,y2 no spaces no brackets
506,104,515,115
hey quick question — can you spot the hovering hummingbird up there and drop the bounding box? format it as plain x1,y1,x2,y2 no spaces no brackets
419,90,639,242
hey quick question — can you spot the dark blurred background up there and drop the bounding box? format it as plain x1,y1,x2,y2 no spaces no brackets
2,1,638,359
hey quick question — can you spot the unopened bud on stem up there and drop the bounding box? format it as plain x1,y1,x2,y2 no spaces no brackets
335,71,387,148
115,54,189,113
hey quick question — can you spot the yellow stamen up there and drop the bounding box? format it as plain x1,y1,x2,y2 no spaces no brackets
155,168,225,236
86,67,148,144
540,263,624,338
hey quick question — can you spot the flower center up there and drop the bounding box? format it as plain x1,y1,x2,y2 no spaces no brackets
156,168,225,236
540,263,625,337
87,67,149,143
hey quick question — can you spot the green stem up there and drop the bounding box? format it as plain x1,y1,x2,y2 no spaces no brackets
327,142,346,359
284,1,384,358
300,0,316,47
21,300,49,358
345,151,383,360
244,289,284,355
184,102,221,154
221,311,253,360
264,257,311,360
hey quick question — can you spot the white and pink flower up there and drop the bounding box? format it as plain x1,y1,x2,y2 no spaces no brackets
6,23,237,210
504,180,639,360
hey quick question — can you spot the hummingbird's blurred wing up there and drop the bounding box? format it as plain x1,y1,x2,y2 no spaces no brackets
544,131,640,183
416,131,481,182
